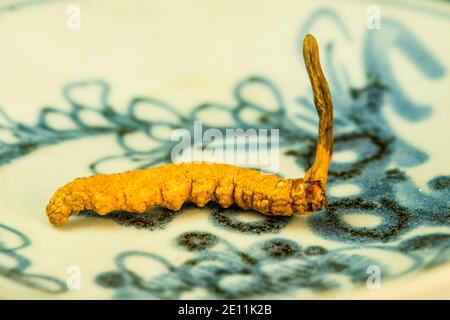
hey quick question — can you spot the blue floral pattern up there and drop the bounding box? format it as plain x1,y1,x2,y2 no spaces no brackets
0,224,67,293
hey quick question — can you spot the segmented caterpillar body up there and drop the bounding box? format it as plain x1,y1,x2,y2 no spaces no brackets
46,163,325,226
46,34,334,226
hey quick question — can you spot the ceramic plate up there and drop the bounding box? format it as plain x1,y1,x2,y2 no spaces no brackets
0,0,449,299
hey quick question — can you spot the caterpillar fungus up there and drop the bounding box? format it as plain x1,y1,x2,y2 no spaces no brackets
46,34,333,226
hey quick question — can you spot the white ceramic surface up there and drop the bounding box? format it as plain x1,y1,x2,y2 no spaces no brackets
0,0,449,299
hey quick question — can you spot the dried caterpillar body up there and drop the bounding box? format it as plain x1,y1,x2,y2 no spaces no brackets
47,163,325,226
46,34,333,226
